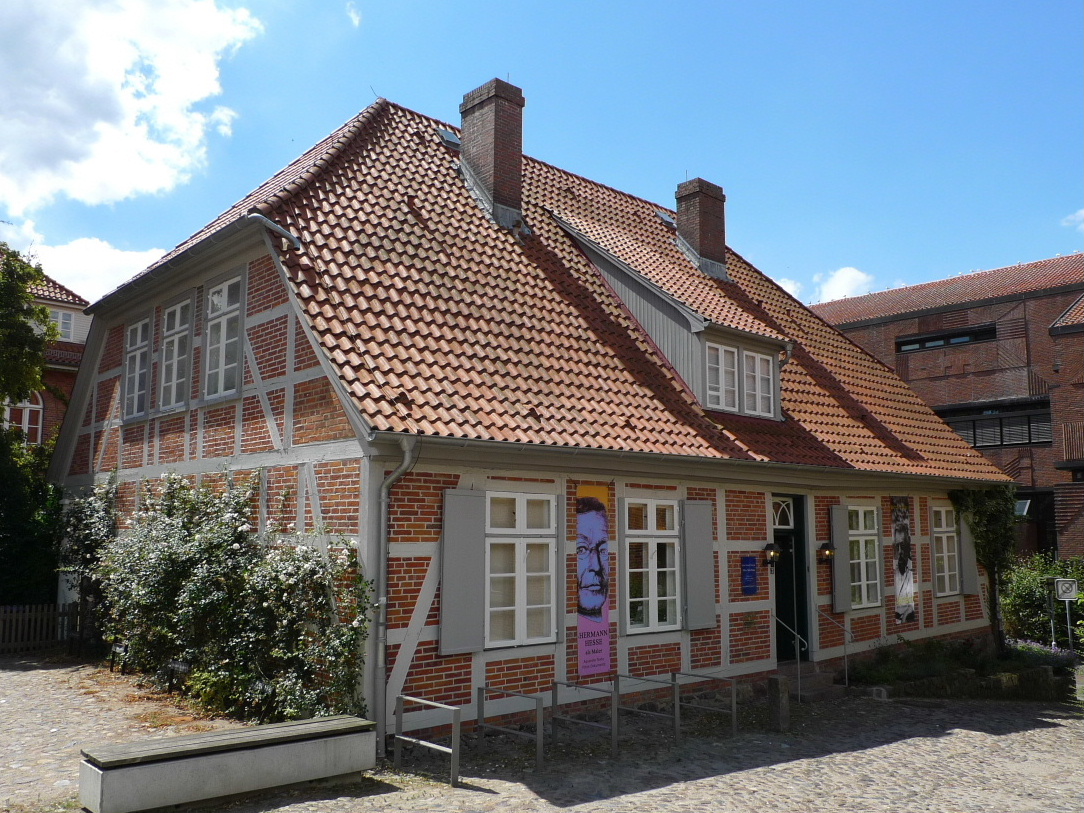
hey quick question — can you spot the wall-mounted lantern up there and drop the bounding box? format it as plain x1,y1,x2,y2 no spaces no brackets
763,541,781,573
817,541,836,563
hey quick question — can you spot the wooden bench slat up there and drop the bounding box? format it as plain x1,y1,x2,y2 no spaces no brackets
81,715,375,768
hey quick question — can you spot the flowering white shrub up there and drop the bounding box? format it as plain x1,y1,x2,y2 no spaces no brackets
74,473,368,721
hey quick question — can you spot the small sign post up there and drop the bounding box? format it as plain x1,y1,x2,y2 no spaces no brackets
1052,578,1078,654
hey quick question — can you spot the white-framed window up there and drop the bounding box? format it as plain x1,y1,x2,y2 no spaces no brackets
485,492,556,647
932,506,960,596
205,277,242,398
706,344,737,410
124,319,150,417
50,309,73,340
625,498,680,632
743,350,774,417
3,393,43,444
847,507,881,608
705,341,776,417
159,301,191,409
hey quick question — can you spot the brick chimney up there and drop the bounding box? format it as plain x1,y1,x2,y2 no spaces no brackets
676,178,728,279
459,79,526,230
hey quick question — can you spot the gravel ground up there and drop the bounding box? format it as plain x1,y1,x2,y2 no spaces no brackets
1,653,1081,813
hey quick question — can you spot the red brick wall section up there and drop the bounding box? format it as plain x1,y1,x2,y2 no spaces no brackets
727,551,769,602
922,589,935,629
293,321,321,371
625,482,678,491
484,655,555,695
388,472,460,544
626,642,681,677
936,600,963,626
240,396,275,454
729,610,771,663
264,465,299,533
818,610,846,649
313,459,361,534
69,434,91,476
247,315,289,382
725,490,768,540
246,255,289,316
96,427,120,471
99,326,124,373
116,480,139,528
850,612,882,643
292,378,353,445
386,557,433,629
816,556,833,597
690,617,723,670
391,641,473,708
918,497,930,537
814,495,841,543
121,424,146,470
202,404,237,458
963,594,985,621
156,415,186,463
95,377,120,424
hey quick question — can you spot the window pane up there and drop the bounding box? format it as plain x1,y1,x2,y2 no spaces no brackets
629,601,646,628
656,541,674,568
526,607,550,638
655,503,675,531
226,280,241,308
526,574,550,605
1030,415,1052,443
949,421,975,445
850,539,861,561
628,572,645,599
659,599,677,625
490,497,516,528
627,503,647,531
1001,415,1029,445
489,576,515,608
628,542,646,569
525,499,551,530
848,510,860,532
851,585,862,605
864,538,877,558
525,542,548,571
974,419,1000,446
489,543,515,574
656,570,676,598
489,609,515,641
863,511,876,531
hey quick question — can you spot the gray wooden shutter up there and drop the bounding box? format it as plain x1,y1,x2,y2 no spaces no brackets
874,508,885,607
616,497,628,635
830,505,853,613
959,515,981,595
439,489,486,655
682,500,717,630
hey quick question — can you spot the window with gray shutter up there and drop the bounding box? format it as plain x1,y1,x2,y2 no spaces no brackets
958,516,982,596
830,505,853,613
682,500,717,630
439,490,486,655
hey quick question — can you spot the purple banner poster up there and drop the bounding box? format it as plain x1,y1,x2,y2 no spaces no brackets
576,485,611,676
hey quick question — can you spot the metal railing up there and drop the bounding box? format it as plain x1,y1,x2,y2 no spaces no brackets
551,680,618,757
614,672,737,742
393,695,461,786
773,612,809,698
816,607,857,686
476,686,544,769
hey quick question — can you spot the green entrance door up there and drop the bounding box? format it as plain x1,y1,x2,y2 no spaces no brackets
772,495,809,662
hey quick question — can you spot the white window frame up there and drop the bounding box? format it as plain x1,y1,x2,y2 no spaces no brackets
159,301,192,410
205,277,242,398
124,319,150,417
624,498,681,633
50,309,73,341
932,506,961,596
847,507,881,609
3,393,43,444
484,492,557,648
705,341,776,418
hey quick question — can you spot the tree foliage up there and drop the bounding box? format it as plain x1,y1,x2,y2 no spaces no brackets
1001,553,1084,650
0,242,54,403
949,484,1018,652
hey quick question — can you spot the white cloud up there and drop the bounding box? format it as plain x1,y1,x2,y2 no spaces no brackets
0,219,164,303
0,0,262,216
813,267,875,303
1062,209,1084,233
773,277,802,298
346,2,362,28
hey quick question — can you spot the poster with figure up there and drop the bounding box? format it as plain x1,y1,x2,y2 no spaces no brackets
892,497,916,623
576,485,611,676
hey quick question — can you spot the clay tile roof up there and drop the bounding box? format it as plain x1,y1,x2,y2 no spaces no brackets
1052,292,1084,329
30,274,89,307
811,254,1084,325
132,97,1007,482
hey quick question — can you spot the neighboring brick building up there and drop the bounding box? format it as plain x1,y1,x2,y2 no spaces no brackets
813,257,1084,557
2,275,89,444
52,79,1008,743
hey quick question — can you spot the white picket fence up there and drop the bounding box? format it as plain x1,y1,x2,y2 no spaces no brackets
0,603,79,654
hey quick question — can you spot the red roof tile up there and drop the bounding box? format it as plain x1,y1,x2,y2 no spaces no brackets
1053,292,1084,329
811,255,1084,325
30,274,89,307
125,97,1006,482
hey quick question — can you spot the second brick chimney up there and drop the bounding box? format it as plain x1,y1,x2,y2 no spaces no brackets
676,178,728,279
459,78,526,230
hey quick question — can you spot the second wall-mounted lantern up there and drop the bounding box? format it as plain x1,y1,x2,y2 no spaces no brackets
763,541,781,573
817,541,836,563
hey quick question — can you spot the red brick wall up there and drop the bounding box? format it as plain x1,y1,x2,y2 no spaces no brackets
313,459,362,534
388,472,460,544
626,641,681,677
725,490,767,540
390,641,472,707
202,404,237,458
936,600,963,626
247,316,289,382
729,610,771,663
121,424,146,470
293,321,321,371
690,617,723,670
246,255,289,316
850,612,882,643
484,655,555,695
292,378,353,445
386,558,433,629
814,495,841,542
99,326,124,373
818,609,846,649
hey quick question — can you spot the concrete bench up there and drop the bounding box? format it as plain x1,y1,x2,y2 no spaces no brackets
79,715,376,813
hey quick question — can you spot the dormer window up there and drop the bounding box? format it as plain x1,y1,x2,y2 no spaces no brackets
50,309,74,340
706,341,777,418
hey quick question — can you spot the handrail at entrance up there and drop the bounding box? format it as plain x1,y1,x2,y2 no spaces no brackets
816,606,856,686
772,612,808,650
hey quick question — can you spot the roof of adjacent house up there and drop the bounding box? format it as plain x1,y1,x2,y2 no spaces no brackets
124,96,1007,481
1052,292,1084,330
810,255,1084,326
30,275,89,307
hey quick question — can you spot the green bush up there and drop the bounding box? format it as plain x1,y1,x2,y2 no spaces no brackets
1001,554,1084,649
72,474,369,721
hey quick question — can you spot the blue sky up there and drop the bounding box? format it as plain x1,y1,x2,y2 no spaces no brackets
1,0,1081,303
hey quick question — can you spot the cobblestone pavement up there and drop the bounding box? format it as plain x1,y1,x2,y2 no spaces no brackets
2,653,1082,813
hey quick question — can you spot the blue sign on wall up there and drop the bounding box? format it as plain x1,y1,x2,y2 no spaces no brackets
741,556,759,596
